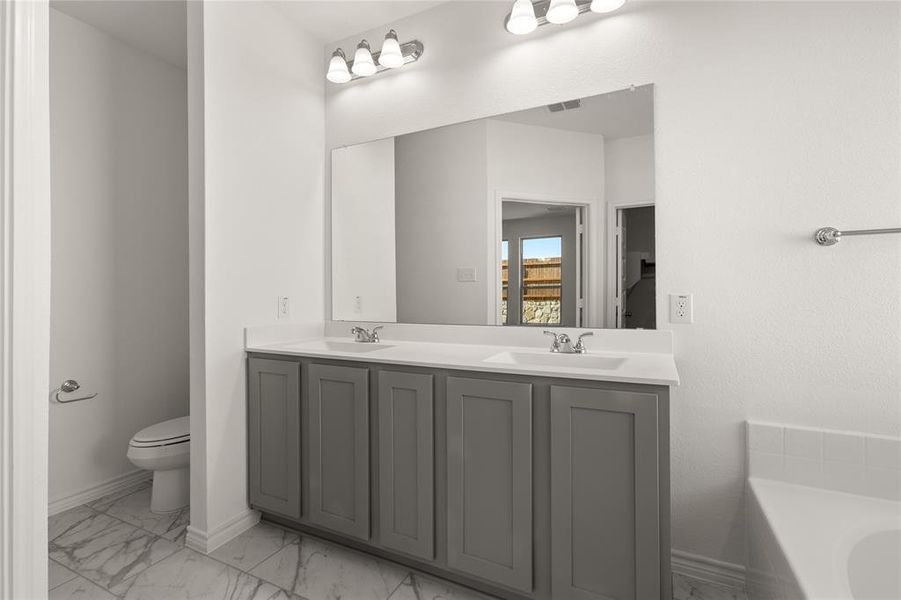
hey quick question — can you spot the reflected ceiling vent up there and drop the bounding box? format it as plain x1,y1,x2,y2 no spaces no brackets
547,99,581,112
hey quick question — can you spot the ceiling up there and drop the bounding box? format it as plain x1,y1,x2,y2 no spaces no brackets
503,201,578,222
51,0,188,69
494,84,654,140
270,1,446,44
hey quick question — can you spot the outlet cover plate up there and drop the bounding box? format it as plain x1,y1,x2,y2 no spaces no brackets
669,293,693,324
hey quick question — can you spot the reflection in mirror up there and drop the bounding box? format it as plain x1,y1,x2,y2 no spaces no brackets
331,84,655,328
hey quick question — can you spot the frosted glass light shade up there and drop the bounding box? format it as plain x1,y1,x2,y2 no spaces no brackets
506,0,538,35
546,0,578,24
326,49,351,83
351,41,377,76
378,30,404,68
590,0,625,13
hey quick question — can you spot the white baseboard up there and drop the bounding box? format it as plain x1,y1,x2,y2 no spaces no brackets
186,509,260,554
672,549,746,591
49,469,152,516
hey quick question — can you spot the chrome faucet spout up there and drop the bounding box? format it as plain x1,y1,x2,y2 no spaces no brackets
544,330,593,353
352,326,383,343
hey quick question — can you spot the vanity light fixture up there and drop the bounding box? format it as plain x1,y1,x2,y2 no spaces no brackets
506,0,538,34
589,0,626,13
326,31,424,83
326,48,352,83
378,30,404,68
546,0,579,24
504,0,626,34
351,40,377,77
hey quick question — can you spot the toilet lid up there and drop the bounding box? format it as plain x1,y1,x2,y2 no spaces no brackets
131,416,189,446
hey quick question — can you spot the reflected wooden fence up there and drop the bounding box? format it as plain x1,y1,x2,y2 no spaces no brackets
501,257,562,301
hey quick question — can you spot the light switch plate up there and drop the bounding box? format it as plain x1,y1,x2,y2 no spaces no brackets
353,295,363,314
457,267,477,282
669,293,693,324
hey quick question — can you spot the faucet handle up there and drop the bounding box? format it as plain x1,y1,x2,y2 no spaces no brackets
574,331,594,353
544,330,562,351
371,325,383,342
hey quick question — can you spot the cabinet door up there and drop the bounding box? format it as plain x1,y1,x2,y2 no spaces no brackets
446,377,532,591
550,386,660,600
247,358,301,520
378,371,434,560
308,364,370,540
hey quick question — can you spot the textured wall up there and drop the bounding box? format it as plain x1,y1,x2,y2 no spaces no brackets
192,1,325,537
326,1,901,566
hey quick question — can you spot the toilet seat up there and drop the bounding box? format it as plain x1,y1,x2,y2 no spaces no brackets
129,416,189,448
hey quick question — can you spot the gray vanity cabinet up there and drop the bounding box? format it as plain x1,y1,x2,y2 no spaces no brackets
247,353,671,600
377,371,435,560
446,376,533,592
550,386,660,600
308,364,370,540
247,357,301,520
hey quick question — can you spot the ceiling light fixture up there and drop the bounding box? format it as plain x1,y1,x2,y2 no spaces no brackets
504,0,626,34
326,31,424,84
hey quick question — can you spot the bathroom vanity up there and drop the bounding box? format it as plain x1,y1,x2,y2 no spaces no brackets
245,333,677,600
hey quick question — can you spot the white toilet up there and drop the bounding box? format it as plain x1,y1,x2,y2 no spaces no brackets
127,416,190,513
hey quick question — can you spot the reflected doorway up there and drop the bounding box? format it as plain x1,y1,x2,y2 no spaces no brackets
614,205,655,329
501,201,584,327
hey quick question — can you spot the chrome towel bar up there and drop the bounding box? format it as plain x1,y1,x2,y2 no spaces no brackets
814,226,901,246
54,379,98,404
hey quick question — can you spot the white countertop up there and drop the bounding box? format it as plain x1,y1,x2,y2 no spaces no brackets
245,336,680,386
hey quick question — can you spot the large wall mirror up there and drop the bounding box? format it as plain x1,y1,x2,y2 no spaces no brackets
331,84,655,329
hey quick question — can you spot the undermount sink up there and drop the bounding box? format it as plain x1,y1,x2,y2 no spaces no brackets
484,351,626,371
309,341,394,353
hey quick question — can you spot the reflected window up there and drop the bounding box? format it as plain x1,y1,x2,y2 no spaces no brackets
521,237,561,325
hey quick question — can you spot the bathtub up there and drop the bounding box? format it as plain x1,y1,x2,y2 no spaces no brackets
747,477,901,600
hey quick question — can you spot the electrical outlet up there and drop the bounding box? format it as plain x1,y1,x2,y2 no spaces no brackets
277,296,290,320
457,267,477,282
353,295,363,314
669,293,693,324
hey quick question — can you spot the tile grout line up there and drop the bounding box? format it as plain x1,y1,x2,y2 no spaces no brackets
383,572,412,600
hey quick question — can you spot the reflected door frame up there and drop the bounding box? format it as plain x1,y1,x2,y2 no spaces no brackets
606,199,655,328
491,192,600,327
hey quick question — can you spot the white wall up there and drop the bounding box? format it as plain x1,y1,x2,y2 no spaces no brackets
605,134,654,205
326,1,901,567
190,1,325,545
49,9,188,505
332,139,397,322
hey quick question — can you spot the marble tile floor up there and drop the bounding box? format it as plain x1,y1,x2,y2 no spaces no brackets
48,484,747,600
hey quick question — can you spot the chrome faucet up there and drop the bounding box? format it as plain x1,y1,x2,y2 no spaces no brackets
544,330,593,354
351,325,383,343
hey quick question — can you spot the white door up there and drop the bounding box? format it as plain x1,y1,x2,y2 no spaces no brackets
615,209,628,328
